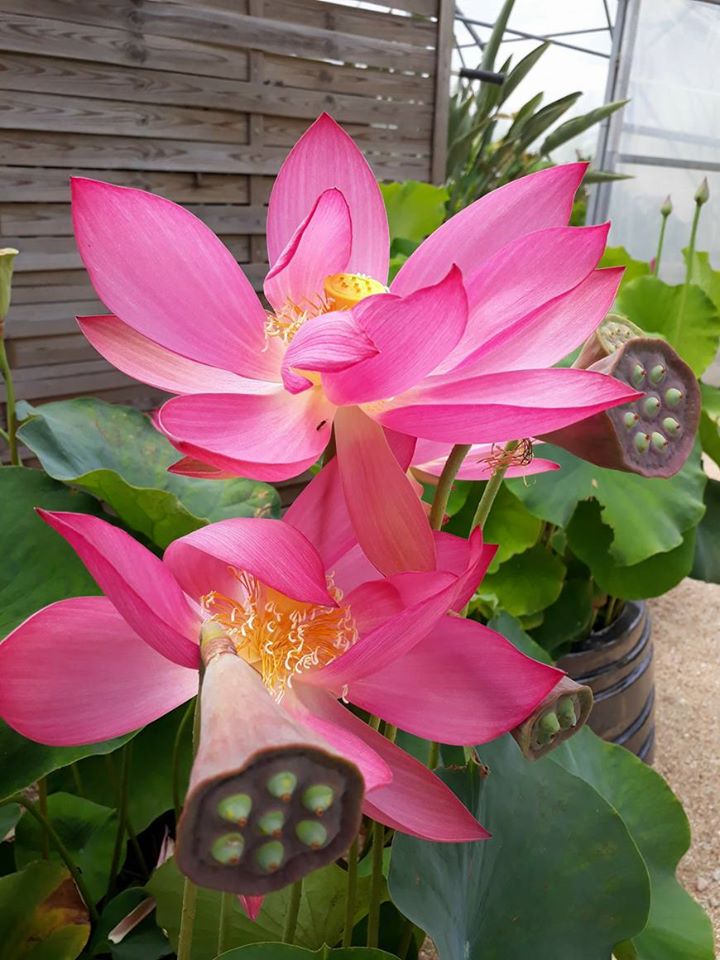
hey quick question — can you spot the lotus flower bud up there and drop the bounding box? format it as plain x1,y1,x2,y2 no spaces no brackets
695,177,710,206
511,676,593,760
0,248,19,324
660,195,673,217
175,637,363,895
542,327,700,478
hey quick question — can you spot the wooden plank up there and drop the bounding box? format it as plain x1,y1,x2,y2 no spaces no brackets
2,361,135,402
11,268,90,287
0,51,429,126
0,2,436,73
7,331,99,368
0,131,428,179
431,0,453,184
264,53,434,102
7,299,106,323
0,130,289,175
9,280,96,304
261,0,436,47
0,12,250,81
0,167,252,203
262,116,433,150
1,202,267,236
0,88,250,143
167,0,438,16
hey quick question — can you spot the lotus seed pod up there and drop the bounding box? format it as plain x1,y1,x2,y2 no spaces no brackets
267,771,297,801
258,810,285,837
511,676,593,761
217,793,253,826
176,648,364,895
0,248,19,323
542,335,700,478
296,820,328,849
573,314,645,369
302,784,335,815
212,833,245,865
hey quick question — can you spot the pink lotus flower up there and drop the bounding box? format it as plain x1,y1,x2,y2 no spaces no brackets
72,116,638,511
0,462,562,844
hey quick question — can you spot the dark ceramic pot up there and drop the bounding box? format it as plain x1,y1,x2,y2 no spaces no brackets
557,600,655,762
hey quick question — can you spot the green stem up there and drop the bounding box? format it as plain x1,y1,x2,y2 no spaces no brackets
397,918,416,959
0,336,20,465
427,741,439,770
282,879,303,944
70,763,84,796
654,214,669,276
108,745,131,893
217,891,232,954
14,795,100,925
177,687,202,960
471,440,519,531
0,425,8,444
428,443,471,530
37,778,48,860
367,820,385,949
342,836,359,947
678,200,703,324
172,698,196,823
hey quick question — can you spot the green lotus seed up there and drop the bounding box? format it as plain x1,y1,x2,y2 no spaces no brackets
217,793,252,825
296,820,328,849
267,771,297,801
643,396,660,418
538,712,561,738
302,784,335,815
631,364,646,387
256,840,284,873
623,411,639,429
651,431,668,450
211,833,245,865
665,388,682,407
634,432,650,453
556,697,577,730
649,364,666,384
258,810,285,837
662,417,681,437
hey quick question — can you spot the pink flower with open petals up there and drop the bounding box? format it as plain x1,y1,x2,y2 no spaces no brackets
73,115,638,532
0,463,562,844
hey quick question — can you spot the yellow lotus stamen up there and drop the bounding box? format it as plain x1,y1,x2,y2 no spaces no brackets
323,273,387,311
201,570,356,700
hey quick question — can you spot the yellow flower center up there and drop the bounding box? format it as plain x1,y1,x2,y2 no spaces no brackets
201,569,357,700
264,273,386,345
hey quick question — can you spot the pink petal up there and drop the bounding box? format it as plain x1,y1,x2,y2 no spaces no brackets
0,597,197,745
322,267,468,406
441,526,496,612
71,177,282,381
157,388,335,481
164,518,335,607
349,616,562,745
264,188,352,312
38,511,200,668
470,267,624,376
281,311,378,394
379,368,641,443
78,315,277,396
168,458,236,479
267,114,389,282
238,896,264,922
334,405,436,577
437,224,610,376
292,688,487,842
165,443,323,484
286,685,393,792
413,440,560,481
283,459,355,571
392,162,587,296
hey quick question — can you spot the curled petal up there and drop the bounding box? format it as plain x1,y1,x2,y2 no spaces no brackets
281,311,378,394
0,597,197,745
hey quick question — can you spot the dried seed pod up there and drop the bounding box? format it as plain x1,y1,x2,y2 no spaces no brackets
511,676,593,760
542,334,700,478
175,648,364,895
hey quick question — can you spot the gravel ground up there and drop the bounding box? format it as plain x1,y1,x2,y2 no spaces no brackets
651,577,720,950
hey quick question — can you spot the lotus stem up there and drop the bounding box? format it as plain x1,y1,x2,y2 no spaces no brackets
427,740,440,769
398,918,416,959
678,181,708,324
217,892,232,954
342,836,359,947
471,440,519,531
177,680,201,960
108,745,131,895
367,819,385,948
0,337,20,466
282,879,303,944
654,196,672,276
37,778,49,860
172,698,196,822
429,443,472,530
13,794,100,925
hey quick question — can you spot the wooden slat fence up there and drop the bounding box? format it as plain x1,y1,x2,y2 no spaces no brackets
0,0,453,416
